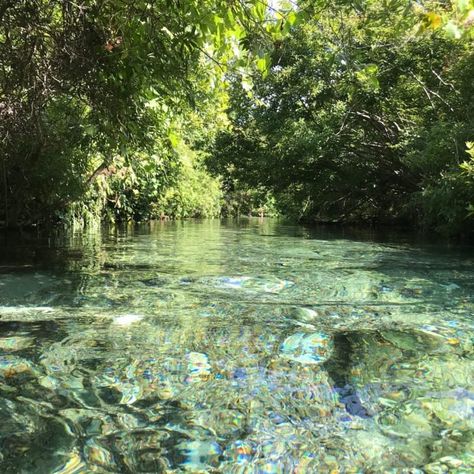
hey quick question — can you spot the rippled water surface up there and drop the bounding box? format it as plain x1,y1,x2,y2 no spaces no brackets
0,219,473,473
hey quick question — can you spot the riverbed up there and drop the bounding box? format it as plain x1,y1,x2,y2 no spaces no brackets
0,219,472,473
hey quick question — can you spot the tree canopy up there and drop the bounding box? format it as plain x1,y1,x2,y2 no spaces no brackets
0,0,293,225
0,0,473,236
208,0,474,235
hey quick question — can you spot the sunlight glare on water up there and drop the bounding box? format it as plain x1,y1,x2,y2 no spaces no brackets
0,219,472,473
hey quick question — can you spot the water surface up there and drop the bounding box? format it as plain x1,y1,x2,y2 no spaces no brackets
0,219,473,473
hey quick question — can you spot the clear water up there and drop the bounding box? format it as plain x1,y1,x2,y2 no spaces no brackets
0,219,473,473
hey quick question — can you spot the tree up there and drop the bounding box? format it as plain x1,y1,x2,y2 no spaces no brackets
0,0,284,226
209,0,474,234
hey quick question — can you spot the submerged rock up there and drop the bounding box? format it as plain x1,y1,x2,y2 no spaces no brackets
38,374,83,391
0,306,54,314
186,352,211,382
280,331,333,365
177,439,222,471
293,307,319,321
84,438,116,470
223,440,255,465
0,355,37,378
52,452,87,474
214,276,294,293
421,391,474,430
119,383,143,405
140,277,167,287
0,336,34,351
112,313,144,326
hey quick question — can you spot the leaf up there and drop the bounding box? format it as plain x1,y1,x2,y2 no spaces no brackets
444,21,462,39
356,64,380,91
256,57,266,73
368,76,380,89
256,54,271,78
213,14,224,26
84,125,96,136
224,8,235,27
254,2,266,21
466,141,474,159
161,27,174,39
287,11,297,26
241,76,253,92
365,64,378,75
168,130,179,149
457,0,471,13
425,12,442,30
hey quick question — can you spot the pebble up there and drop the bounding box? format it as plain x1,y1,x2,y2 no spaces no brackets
0,355,36,378
112,314,144,325
186,352,211,382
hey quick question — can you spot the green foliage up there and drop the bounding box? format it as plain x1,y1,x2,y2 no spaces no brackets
418,0,474,39
461,142,474,216
154,142,222,219
2,0,472,236
419,169,474,235
220,180,278,217
0,0,286,227
209,0,474,235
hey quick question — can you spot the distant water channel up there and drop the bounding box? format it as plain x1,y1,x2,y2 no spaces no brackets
0,219,472,473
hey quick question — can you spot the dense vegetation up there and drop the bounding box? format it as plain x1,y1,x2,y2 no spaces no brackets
209,1,474,235
0,0,283,226
1,1,473,235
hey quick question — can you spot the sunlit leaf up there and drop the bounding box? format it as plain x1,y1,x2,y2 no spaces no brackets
287,11,297,26
161,26,174,39
356,64,380,90
457,0,471,13
241,76,253,91
256,54,271,77
365,64,378,75
168,130,179,149
425,12,443,30
445,21,462,38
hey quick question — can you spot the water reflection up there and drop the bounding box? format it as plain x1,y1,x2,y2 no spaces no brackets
0,219,472,472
